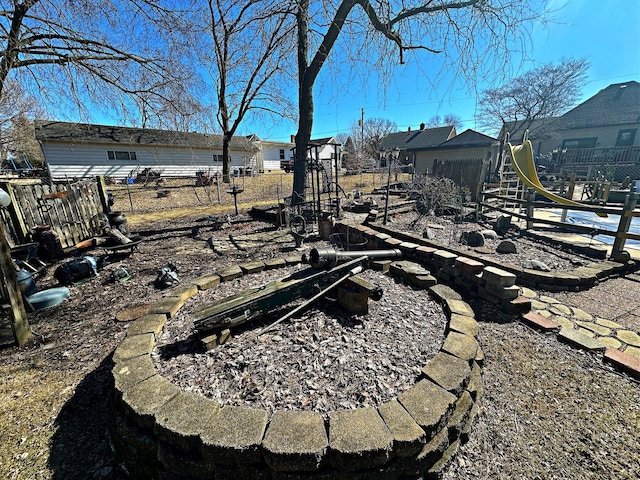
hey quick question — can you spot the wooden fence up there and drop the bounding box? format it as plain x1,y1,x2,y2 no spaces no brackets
481,189,640,254
432,157,486,200
0,177,109,249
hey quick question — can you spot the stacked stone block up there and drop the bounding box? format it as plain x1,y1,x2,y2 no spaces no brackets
336,222,638,294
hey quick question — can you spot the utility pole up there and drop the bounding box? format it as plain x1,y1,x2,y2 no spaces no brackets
360,108,365,169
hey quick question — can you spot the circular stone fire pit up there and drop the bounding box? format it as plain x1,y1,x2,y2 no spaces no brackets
110,256,483,479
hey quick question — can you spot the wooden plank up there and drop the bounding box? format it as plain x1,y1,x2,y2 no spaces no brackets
0,183,28,245
68,180,102,242
194,257,367,334
0,223,31,346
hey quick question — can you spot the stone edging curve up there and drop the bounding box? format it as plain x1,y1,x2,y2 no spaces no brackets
110,256,483,479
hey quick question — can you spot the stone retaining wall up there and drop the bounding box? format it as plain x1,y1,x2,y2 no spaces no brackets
337,222,638,295
110,256,483,479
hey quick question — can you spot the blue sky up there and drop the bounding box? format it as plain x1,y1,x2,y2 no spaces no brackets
258,0,640,143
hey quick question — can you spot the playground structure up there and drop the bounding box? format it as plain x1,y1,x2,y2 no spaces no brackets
482,136,640,257
507,139,607,217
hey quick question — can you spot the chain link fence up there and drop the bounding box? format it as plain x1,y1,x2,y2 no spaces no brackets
107,170,411,216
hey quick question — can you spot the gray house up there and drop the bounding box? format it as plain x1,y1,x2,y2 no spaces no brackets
378,124,457,171
34,120,259,180
499,81,640,176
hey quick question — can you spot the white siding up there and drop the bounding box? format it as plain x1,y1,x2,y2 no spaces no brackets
41,142,255,179
259,141,294,171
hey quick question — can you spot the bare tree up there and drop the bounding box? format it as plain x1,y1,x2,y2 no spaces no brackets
0,80,42,163
0,1,193,125
426,113,463,130
361,117,397,160
291,0,547,203
478,57,590,139
198,0,296,182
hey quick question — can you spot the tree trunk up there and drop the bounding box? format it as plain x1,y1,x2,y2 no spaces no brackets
293,75,313,204
292,0,311,205
0,3,29,99
222,133,231,183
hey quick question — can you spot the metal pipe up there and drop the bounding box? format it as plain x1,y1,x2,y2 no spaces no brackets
305,246,402,268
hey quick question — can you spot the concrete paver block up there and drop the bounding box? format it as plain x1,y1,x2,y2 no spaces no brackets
443,299,475,318
122,375,180,430
481,266,517,287
378,399,426,458
262,410,328,472
442,331,479,361
264,258,287,270
113,333,155,362
558,327,605,351
217,265,244,281
429,284,462,303
127,313,168,337
603,348,640,379
192,273,220,290
398,379,455,438
240,261,266,274
448,314,478,337
201,405,268,466
617,330,640,347
162,283,199,301
446,391,474,440
328,408,393,471
149,296,185,318
154,391,220,452
421,351,471,395
113,355,157,396
521,311,559,332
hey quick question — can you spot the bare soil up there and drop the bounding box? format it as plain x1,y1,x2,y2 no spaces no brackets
1,210,638,480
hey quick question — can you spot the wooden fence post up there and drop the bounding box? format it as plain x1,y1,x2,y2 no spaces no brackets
95,176,110,213
612,193,638,255
0,222,32,346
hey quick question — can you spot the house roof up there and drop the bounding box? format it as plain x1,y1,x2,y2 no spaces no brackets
553,81,640,130
435,129,497,149
309,136,340,146
379,126,456,151
501,117,560,143
34,120,255,151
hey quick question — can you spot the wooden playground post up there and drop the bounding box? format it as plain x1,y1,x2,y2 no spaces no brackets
612,193,638,254
526,189,535,230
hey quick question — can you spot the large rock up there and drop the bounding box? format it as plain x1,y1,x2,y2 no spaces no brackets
461,231,484,247
494,215,512,235
496,240,517,254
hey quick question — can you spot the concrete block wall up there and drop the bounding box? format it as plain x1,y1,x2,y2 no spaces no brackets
110,254,483,479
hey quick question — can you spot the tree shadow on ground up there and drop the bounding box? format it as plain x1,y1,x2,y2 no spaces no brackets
49,354,120,480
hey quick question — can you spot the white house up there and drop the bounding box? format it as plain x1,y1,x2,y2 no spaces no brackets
34,120,259,180
255,139,295,172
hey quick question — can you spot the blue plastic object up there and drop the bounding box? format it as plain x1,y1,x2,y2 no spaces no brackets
27,287,70,310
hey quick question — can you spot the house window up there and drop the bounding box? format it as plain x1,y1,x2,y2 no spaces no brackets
107,150,137,161
561,138,597,149
616,129,637,147
213,154,221,162
279,149,285,160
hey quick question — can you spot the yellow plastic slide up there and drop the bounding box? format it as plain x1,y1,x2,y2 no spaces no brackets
508,140,607,217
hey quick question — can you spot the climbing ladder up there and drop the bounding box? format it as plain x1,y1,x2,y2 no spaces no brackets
497,148,527,211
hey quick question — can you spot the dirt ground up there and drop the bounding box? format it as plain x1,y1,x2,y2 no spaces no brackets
1,207,639,479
